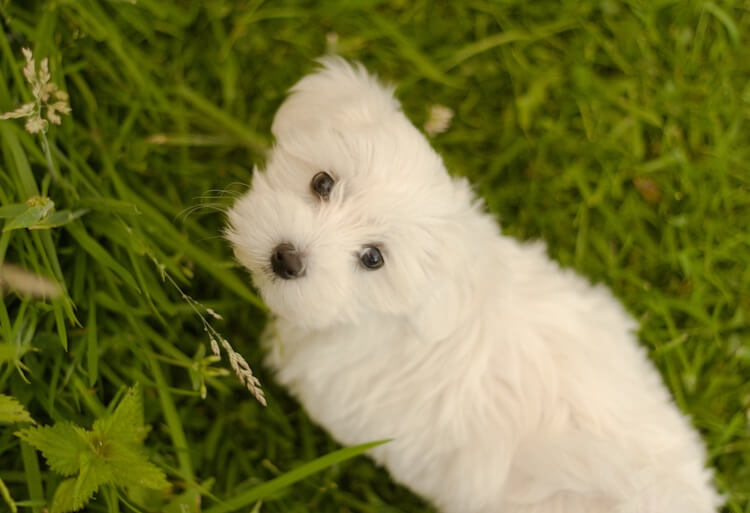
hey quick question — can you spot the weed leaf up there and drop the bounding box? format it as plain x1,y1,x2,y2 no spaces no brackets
50,470,105,513
93,383,145,444
0,204,26,219
107,440,169,490
3,201,54,232
0,394,35,424
16,423,90,476
18,385,167,512
29,209,88,230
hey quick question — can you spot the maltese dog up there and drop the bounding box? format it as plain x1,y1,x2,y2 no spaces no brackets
227,58,721,513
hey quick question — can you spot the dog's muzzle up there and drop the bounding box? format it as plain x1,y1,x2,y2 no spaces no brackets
271,242,305,279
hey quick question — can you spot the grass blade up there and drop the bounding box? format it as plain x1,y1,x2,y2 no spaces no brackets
175,85,268,153
204,440,389,513
20,442,44,513
66,221,140,293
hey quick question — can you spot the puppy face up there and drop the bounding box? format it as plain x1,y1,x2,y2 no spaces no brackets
227,59,467,330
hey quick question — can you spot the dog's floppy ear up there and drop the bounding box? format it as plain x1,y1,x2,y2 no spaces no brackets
271,57,402,139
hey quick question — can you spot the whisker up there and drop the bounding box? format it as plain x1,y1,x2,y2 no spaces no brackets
175,203,228,223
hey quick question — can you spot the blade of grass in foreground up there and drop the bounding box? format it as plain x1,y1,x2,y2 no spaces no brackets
149,355,195,486
20,442,43,513
204,440,389,513
0,476,17,513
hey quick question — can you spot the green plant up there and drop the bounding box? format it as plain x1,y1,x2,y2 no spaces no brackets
15,385,168,513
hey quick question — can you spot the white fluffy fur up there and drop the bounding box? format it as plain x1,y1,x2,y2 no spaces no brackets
227,58,722,513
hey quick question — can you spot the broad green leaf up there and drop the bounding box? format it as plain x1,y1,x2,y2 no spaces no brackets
0,204,87,231
0,394,35,424
29,209,88,230
0,203,26,218
49,479,78,513
106,440,169,490
69,454,112,511
3,200,55,232
15,423,91,476
16,383,167,511
93,384,144,444
49,468,106,513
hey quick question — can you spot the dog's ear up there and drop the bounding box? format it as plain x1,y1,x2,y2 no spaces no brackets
271,57,402,139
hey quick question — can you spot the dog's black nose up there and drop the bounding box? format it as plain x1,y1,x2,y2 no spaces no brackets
271,243,304,279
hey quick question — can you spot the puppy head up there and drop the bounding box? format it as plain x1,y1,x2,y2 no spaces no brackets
227,58,472,330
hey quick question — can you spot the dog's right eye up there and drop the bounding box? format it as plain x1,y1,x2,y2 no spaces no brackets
311,171,334,200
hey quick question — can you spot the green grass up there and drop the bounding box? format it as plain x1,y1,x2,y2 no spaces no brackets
0,0,748,512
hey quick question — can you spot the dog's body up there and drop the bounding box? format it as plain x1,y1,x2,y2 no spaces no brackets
227,59,721,513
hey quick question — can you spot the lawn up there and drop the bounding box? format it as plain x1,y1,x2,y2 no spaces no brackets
0,1,748,512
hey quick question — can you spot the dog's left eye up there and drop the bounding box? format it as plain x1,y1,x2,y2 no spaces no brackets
311,171,334,200
359,246,384,270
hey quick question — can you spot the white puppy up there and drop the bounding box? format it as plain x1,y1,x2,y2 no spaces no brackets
227,58,722,513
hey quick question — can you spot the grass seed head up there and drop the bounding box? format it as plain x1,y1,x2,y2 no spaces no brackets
0,48,70,134
424,104,454,136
